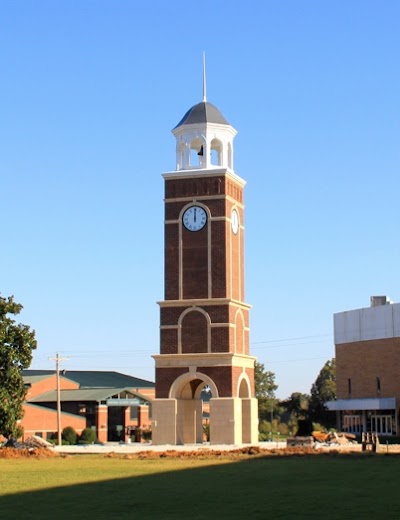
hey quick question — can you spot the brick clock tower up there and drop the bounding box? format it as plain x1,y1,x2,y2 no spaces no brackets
152,87,258,445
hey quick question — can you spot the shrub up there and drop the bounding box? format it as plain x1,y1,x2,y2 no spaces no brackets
79,428,97,444
48,436,70,446
312,422,326,432
62,426,78,445
142,427,152,442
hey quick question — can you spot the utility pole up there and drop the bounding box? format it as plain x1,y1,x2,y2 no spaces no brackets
270,400,274,442
49,353,68,446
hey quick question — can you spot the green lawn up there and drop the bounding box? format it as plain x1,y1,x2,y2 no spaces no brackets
1,453,400,519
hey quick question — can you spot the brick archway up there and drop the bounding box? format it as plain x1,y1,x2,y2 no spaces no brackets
166,372,218,445
169,371,218,399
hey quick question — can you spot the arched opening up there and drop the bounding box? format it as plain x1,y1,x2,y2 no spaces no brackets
200,384,212,442
210,138,222,166
190,138,204,168
170,372,218,445
181,311,208,353
238,377,250,398
179,308,209,354
237,373,253,443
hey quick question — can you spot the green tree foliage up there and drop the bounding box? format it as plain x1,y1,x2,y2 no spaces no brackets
255,361,278,400
255,361,278,421
282,392,310,420
0,295,37,438
280,392,310,434
259,419,289,441
309,358,336,429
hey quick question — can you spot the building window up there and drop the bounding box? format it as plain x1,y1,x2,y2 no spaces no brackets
348,378,352,395
130,406,138,420
368,413,394,435
343,414,361,434
376,376,381,394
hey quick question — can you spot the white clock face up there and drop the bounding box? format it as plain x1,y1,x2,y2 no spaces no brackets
231,208,239,235
182,205,207,232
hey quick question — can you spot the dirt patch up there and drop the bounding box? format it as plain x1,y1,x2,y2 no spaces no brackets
133,446,265,460
113,445,400,460
6,444,399,461
115,446,341,460
0,447,59,459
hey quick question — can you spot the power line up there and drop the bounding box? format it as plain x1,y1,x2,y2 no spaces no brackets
252,333,332,345
33,333,333,358
252,339,330,350
267,356,329,365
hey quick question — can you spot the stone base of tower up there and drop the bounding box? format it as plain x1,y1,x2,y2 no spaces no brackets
152,398,204,445
152,399,177,445
210,397,258,445
152,396,258,446
241,397,259,444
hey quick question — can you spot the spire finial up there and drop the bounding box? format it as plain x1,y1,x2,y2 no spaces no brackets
202,52,207,102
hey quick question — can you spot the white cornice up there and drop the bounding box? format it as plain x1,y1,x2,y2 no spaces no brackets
157,298,252,310
172,122,237,139
162,168,246,187
152,352,256,369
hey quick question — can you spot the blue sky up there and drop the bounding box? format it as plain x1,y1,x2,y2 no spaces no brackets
1,1,399,398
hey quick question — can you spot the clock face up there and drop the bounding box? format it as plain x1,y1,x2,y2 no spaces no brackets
231,208,239,235
182,205,207,232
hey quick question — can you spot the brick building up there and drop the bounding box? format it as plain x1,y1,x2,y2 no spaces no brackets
20,370,154,442
327,296,400,435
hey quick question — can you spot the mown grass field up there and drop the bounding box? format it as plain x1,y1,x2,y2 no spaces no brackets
1,452,400,519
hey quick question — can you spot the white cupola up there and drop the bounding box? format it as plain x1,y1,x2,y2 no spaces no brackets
172,57,237,173
172,101,237,172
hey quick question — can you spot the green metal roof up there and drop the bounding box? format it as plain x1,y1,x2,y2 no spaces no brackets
24,374,54,385
23,370,154,389
30,387,150,404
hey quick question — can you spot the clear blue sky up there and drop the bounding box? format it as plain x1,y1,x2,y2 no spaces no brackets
2,1,399,398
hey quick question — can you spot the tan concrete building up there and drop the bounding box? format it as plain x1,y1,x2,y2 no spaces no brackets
327,296,400,435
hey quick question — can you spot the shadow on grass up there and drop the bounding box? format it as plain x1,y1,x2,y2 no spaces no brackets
1,454,400,519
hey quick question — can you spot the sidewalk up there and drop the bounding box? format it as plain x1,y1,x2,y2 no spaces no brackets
54,441,288,454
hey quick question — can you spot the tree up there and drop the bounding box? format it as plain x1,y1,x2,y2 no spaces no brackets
279,392,310,435
0,295,37,438
309,358,336,429
254,361,278,421
282,392,310,420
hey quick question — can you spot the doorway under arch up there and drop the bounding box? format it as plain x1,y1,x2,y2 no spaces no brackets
170,372,218,444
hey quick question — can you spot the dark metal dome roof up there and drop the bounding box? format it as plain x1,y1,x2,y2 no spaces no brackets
173,101,230,129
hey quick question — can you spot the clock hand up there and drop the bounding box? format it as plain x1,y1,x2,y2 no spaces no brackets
194,208,197,222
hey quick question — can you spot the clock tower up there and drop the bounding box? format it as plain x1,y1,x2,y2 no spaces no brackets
152,86,258,445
